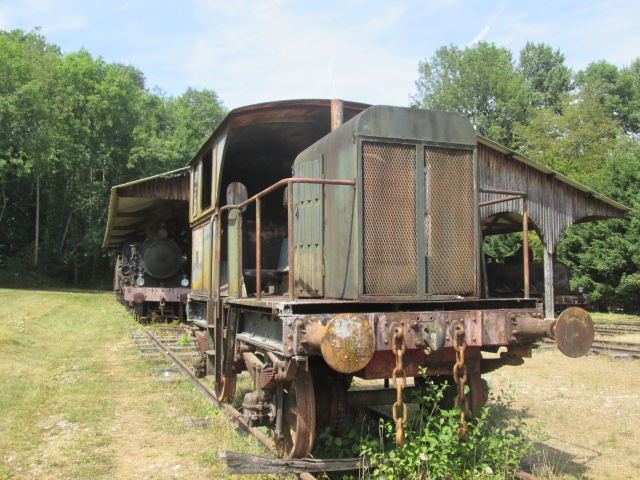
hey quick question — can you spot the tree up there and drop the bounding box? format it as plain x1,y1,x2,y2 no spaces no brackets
513,86,619,186
0,29,63,267
517,41,573,113
411,42,532,146
576,60,640,133
0,28,229,286
130,87,227,173
558,136,640,312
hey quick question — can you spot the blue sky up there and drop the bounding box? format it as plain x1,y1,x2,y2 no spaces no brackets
2,0,639,109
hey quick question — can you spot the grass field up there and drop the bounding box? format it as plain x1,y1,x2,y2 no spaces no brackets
0,288,268,479
1,288,638,479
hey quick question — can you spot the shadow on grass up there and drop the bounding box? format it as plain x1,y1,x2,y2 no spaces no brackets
523,439,600,479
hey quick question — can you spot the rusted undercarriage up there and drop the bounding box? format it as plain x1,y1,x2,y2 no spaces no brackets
188,293,594,458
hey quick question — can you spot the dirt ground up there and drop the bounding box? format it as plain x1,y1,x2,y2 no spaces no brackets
484,341,640,480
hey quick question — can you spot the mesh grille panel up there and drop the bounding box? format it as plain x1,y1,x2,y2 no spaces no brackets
425,147,476,295
363,142,417,294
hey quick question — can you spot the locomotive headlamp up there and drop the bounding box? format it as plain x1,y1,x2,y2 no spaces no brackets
181,275,190,287
136,274,145,287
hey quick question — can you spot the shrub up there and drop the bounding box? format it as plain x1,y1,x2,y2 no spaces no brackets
360,378,538,480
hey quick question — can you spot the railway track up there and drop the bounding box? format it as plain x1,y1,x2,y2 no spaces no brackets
132,325,319,480
594,324,640,336
130,324,547,479
542,335,640,359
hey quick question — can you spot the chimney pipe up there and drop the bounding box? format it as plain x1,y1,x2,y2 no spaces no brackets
331,99,343,131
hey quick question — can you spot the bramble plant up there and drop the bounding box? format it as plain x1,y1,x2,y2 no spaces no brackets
359,376,539,480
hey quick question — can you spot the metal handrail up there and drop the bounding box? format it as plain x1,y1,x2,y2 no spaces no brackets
215,177,356,303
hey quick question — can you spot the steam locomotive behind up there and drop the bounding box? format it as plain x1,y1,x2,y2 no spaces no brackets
104,168,192,323
486,260,592,310
115,224,190,322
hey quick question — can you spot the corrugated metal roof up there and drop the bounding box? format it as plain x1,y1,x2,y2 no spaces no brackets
102,167,190,249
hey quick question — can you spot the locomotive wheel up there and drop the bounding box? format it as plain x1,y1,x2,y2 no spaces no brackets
215,375,237,403
282,368,316,458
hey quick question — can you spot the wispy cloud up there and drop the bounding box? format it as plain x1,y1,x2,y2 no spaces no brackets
184,0,417,107
468,0,508,46
2,0,640,109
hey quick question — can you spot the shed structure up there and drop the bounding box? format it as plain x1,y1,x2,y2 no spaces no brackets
476,136,629,318
102,167,191,249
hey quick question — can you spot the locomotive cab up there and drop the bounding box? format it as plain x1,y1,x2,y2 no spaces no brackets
292,105,479,301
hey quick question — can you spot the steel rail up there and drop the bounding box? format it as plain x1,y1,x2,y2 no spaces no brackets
139,326,554,478
139,325,318,480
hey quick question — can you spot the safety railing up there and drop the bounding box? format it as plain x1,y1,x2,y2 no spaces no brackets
215,177,356,303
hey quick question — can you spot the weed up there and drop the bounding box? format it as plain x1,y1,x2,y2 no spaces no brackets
358,378,539,480
317,427,362,459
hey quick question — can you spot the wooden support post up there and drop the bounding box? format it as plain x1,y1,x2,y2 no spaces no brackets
543,245,555,319
523,201,530,298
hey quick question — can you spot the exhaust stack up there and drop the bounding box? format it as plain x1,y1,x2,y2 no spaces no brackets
331,99,343,131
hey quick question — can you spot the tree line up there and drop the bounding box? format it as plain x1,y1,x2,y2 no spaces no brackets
1,30,638,311
413,42,640,312
0,29,226,287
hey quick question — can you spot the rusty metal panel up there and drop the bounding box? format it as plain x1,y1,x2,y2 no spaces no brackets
191,225,205,294
425,147,476,295
362,142,418,295
227,208,244,298
202,220,212,295
294,155,324,297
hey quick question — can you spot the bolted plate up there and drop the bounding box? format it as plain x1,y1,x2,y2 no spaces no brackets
555,307,594,358
321,314,375,374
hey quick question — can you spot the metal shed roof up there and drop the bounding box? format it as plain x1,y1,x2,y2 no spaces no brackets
102,167,190,249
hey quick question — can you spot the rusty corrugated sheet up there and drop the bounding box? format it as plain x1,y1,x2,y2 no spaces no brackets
103,168,191,249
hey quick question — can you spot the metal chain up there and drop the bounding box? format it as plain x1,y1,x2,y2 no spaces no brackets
391,327,407,447
452,324,469,439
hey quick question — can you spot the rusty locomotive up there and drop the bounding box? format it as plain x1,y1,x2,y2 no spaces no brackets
105,169,191,322
106,99,628,459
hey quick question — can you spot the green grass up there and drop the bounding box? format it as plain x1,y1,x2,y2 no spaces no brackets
590,311,639,323
0,288,269,479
